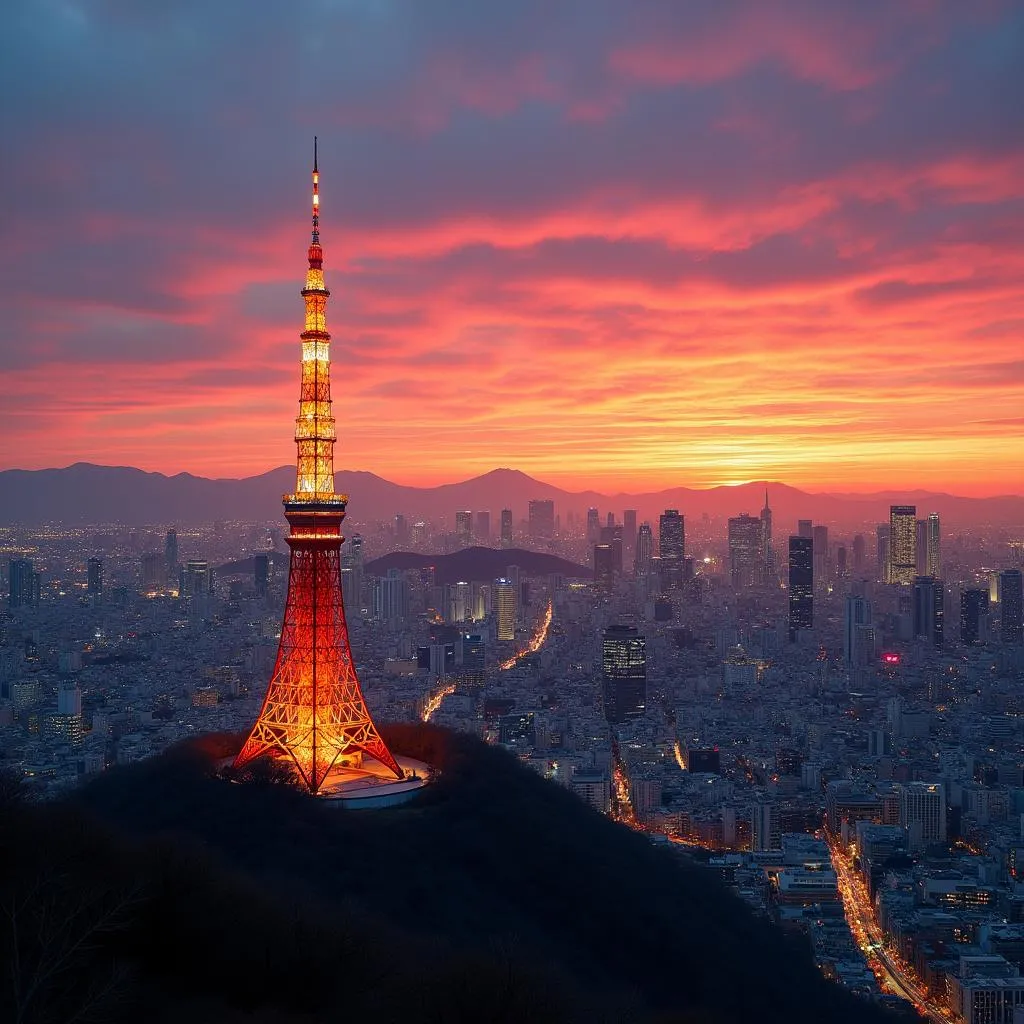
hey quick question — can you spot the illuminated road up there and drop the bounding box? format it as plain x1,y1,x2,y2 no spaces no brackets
420,681,455,723
498,600,553,670
827,837,951,1023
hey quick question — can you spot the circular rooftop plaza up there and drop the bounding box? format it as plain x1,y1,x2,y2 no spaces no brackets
316,754,431,808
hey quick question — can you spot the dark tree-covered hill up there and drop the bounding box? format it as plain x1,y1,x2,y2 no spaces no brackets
0,727,901,1023
364,546,589,583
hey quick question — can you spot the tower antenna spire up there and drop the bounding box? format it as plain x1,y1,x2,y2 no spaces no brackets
311,135,320,244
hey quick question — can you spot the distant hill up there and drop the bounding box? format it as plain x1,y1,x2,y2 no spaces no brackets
0,727,897,1023
1,462,1021,528
365,546,590,583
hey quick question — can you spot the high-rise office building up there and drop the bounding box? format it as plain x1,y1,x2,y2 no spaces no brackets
926,514,941,579
843,594,873,670
586,507,600,543
797,520,813,540
876,525,890,583
87,557,103,597
141,552,163,592
599,525,623,577
889,505,917,585
184,559,212,597
751,802,781,852
727,513,762,588
915,519,928,575
835,545,847,578
601,625,646,723
528,499,555,542
960,588,988,645
165,529,178,578
788,537,813,639
899,783,946,851
659,510,685,590
913,576,944,647
394,513,409,545
377,568,410,628
475,510,491,543
760,490,773,581
455,510,473,544
635,522,653,577
1000,569,1023,643
622,509,637,563
8,559,40,609
812,524,829,586
593,544,617,590
852,534,866,574
500,508,513,548
495,578,516,641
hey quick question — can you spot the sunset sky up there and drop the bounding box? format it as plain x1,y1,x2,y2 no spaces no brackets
2,1,1022,495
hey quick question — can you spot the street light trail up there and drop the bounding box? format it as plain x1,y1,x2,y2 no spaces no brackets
421,681,455,723
498,599,553,670
827,836,951,1023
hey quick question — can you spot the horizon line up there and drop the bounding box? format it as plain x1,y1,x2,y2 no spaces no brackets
2,461,1022,502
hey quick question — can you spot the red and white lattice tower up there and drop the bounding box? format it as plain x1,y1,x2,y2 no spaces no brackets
235,139,402,793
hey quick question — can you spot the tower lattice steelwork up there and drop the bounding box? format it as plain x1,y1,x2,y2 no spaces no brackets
235,139,402,793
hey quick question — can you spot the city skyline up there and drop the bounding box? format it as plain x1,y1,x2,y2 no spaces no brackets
3,3,1023,495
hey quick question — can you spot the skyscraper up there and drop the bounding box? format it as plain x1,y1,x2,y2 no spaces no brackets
912,576,944,647
788,537,813,639
602,625,646,723
586,507,600,543
634,522,653,577
727,513,761,588
87,557,103,597
876,525,890,583
234,141,401,792
394,513,409,545
8,559,40,609
622,509,637,563
659,510,685,590
1000,569,1023,644
960,588,988,645
528,499,555,542
500,508,513,548
899,783,946,851
889,505,917,585
593,544,616,590
760,490,773,582
852,534,866,574
475,510,491,543
915,519,928,575
751,802,780,852
495,577,516,641
812,524,829,586
165,528,178,578
797,520,813,540
843,594,873,671
455,510,473,544
926,514,941,579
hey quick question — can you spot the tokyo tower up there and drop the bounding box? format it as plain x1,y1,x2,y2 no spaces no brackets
235,139,403,793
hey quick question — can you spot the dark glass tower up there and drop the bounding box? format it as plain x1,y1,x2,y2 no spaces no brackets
602,625,646,723
788,537,813,640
